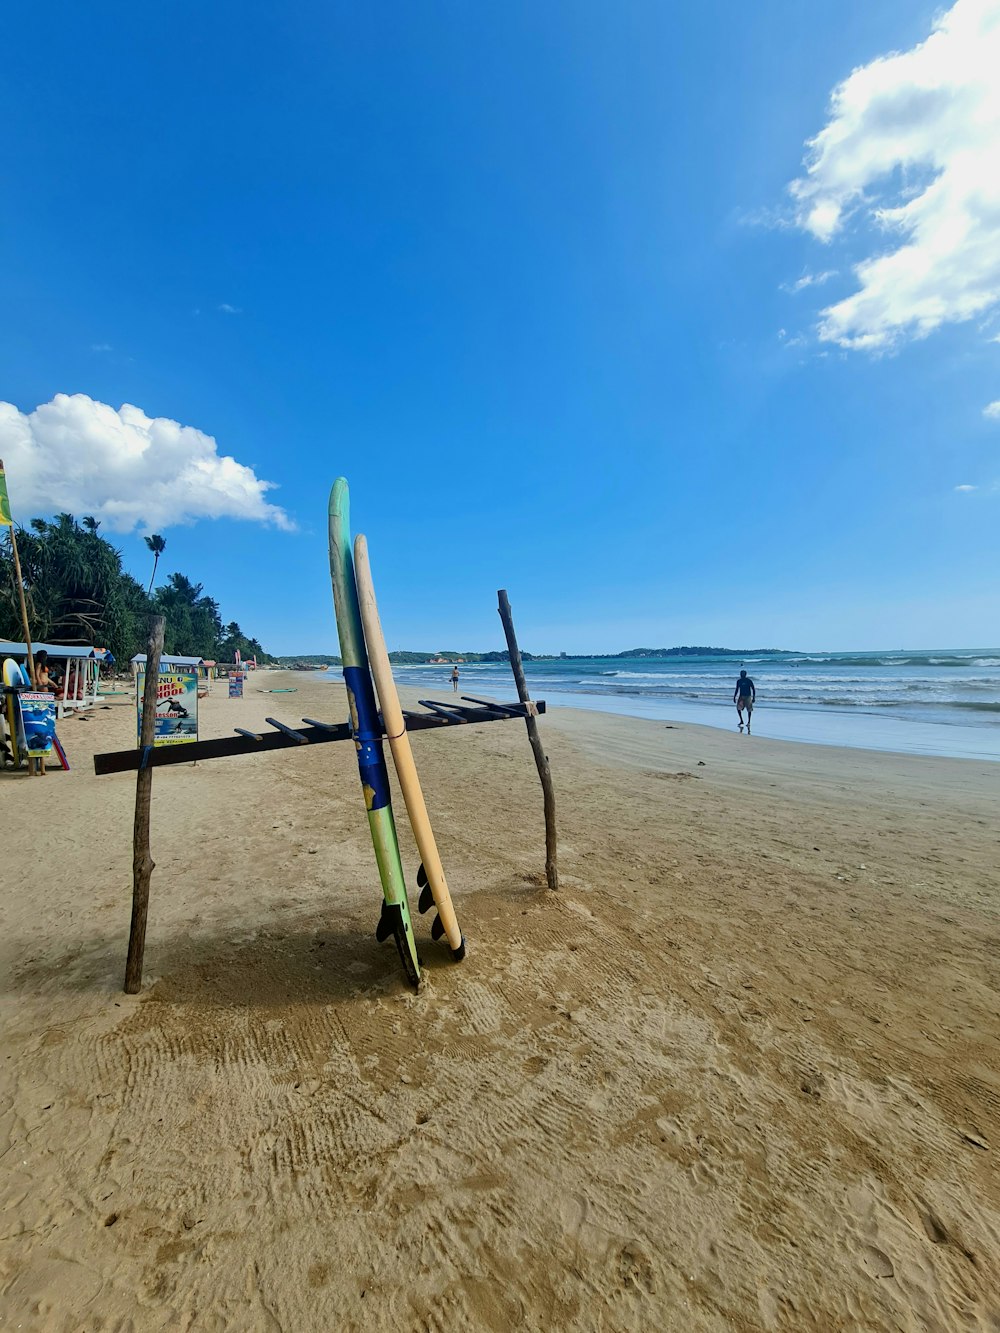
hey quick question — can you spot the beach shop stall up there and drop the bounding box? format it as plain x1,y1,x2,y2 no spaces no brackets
131,654,208,696
94,648,116,677
0,640,101,717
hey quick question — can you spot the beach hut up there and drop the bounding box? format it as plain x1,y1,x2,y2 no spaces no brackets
0,640,101,717
130,653,209,696
130,653,207,677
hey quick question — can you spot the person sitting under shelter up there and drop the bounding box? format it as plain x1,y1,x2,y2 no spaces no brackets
32,650,61,694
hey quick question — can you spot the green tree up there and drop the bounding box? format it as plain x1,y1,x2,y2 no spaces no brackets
216,619,271,665
1,514,273,666
152,573,223,658
144,533,166,595
0,514,153,661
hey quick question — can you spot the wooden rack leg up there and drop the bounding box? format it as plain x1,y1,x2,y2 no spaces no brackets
497,589,558,891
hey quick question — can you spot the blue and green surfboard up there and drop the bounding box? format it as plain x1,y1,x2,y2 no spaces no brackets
329,479,421,986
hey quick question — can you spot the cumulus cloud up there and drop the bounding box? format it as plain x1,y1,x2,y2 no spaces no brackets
984,400,1000,419
0,393,294,533
789,0,1000,349
954,483,977,491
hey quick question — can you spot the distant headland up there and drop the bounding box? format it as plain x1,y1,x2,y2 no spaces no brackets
271,647,789,668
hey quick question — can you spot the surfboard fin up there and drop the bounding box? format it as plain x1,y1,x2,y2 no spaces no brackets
375,901,397,942
416,864,435,914
431,913,445,941
375,902,420,986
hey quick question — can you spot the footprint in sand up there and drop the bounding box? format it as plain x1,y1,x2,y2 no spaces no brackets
860,1244,894,1279
617,1240,656,1295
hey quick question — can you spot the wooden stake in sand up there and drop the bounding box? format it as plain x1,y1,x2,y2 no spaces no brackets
497,589,558,891
124,614,165,994
1,460,42,775
0,460,36,686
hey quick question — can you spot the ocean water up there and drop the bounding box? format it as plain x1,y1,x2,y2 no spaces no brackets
327,650,1000,762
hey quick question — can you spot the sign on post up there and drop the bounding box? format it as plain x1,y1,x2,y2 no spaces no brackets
136,670,199,746
19,692,55,756
228,672,244,698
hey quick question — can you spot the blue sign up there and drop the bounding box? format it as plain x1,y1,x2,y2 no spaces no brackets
19,692,56,755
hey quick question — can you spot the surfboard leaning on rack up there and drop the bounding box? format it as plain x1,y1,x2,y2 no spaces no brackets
354,533,466,960
329,479,421,987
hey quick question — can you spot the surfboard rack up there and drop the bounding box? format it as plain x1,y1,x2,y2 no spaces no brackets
93,698,547,776
416,699,468,722
265,717,310,744
461,695,527,716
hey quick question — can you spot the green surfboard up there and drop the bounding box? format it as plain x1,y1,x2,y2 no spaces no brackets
329,479,420,986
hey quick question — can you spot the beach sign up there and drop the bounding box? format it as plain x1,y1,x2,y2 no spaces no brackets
18,692,56,756
137,669,199,746
228,672,244,698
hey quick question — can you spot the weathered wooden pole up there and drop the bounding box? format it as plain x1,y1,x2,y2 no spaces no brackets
1,460,36,683
9,529,35,685
497,589,558,891
124,614,165,993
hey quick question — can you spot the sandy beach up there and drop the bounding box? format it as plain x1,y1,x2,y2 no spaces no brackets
2,669,999,1331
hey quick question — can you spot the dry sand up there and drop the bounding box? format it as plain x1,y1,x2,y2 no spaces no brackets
1,670,999,1331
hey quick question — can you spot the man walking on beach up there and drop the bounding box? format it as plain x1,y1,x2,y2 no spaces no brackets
451,665,460,693
734,669,755,731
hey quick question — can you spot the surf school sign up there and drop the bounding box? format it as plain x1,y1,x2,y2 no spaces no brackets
19,692,56,756
136,670,199,746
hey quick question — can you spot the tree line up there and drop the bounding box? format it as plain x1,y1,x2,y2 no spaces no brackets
0,514,272,666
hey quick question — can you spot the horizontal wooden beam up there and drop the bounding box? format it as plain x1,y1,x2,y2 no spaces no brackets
93,699,546,776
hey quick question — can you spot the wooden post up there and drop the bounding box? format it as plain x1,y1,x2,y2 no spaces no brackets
0,459,36,684
497,589,558,891
8,527,35,685
2,462,37,775
124,615,165,993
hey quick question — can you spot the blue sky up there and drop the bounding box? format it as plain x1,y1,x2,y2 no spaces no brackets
2,1,998,654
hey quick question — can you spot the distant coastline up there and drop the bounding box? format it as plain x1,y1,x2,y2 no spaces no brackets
271,646,790,668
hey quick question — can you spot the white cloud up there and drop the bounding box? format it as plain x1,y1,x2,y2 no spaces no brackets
0,393,294,533
984,400,1000,419
789,0,1000,349
954,483,976,491
777,328,808,349
218,303,242,315
783,270,838,295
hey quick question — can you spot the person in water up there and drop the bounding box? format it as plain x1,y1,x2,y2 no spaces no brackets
734,669,755,731
451,665,460,693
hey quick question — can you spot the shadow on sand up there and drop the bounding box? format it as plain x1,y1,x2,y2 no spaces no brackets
6,908,462,1009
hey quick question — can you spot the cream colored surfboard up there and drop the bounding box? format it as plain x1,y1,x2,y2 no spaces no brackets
354,534,466,959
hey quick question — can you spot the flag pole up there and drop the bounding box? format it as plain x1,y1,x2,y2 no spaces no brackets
0,459,35,682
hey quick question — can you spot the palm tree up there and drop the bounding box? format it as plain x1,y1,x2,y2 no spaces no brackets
144,533,166,595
